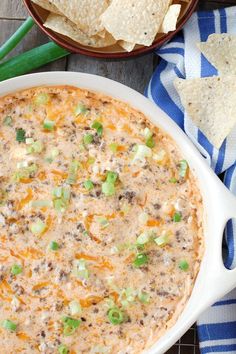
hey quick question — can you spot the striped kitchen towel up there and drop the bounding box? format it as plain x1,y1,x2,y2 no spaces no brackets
146,6,236,354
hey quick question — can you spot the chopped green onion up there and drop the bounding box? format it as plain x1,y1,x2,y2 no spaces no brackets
153,150,166,162
179,260,189,272
154,234,169,246
43,119,55,131
52,186,71,213
74,103,88,116
50,241,59,251
25,138,34,145
102,182,115,197
83,133,93,145
106,171,118,184
133,253,148,268
120,287,136,308
88,157,95,165
62,316,81,336
173,212,182,223
179,160,188,178
136,232,150,245
143,127,152,139
13,163,38,182
146,136,155,148
1,319,17,332
3,116,13,126
138,291,150,304
109,143,118,153
54,199,67,213
91,121,103,136
133,144,152,162
11,264,22,276
108,307,124,325
31,200,52,208
35,93,49,105
84,180,94,191
46,147,59,163
26,140,43,154
58,345,69,354
169,177,177,183
73,259,89,280
66,160,80,185
69,301,82,316
138,212,149,225
16,128,26,143
30,219,46,235
97,217,109,229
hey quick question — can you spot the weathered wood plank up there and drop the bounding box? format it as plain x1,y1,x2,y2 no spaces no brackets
0,0,27,19
0,19,66,71
67,54,154,93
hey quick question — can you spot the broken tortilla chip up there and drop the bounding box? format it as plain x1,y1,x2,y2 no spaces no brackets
197,34,236,76
118,41,136,52
160,4,181,33
175,76,236,149
31,0,61,14
49,0,109,36
44,13,116,48
100,0,171,46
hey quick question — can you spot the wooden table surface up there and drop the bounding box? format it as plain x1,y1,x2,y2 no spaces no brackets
0,0,235,353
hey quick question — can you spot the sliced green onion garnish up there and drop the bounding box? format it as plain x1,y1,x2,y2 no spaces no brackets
143,127,152,139
133,253,148,268
30,219,46,235
58,344,69,354
46,147,59,163
43,119,55,131
1,319,17,332
97,217,109,229
173,212,182,223
154,234,169,246
13,163,38,182
3,116,13,126
88,157,95,165
52,186,63,198
66,160,80,185
50,241,59,251
62,316,81,336
84,180,94,191
133,144,152,162
52,186,71,213
73,259,89,280
136,232,150,245
179,260,189,271
108,307,124,325
91,121,103,136
54,199,67,213
146,136,155,148
26,140,43,154
179,160,188,178
120,287,136,308
69,300,82,316
16,128,26,143
31,200,52,208
106,171,118,184
138,291,150,304
169,177,177,183
109,143,118,153
102,182,115,197
74,103,88,116
83,133,93,145
35,93,49,105
25,137,34,145
11,264,22,276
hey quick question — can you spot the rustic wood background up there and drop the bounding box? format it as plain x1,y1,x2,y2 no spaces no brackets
0,0,235,353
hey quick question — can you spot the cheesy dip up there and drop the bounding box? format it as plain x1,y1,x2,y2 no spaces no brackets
0,86,203,354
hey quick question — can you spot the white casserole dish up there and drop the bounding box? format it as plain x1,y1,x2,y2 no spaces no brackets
1,72,236,354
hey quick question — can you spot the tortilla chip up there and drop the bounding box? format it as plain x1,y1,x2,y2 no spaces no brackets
31,0,61,14
44,13,116,48
118,41,136,52
197,34,236,75
49,0,109,36
174,77,236,148
160,4,181,33
101,0,171,46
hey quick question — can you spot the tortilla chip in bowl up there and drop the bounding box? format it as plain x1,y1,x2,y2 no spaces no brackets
23,0,199,59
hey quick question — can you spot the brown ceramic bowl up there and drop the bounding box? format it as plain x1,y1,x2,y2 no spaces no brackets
23,0,198,59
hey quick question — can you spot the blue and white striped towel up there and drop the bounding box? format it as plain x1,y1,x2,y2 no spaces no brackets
146,6,236,354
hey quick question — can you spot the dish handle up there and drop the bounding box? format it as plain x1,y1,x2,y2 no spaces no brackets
206,181,236,302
